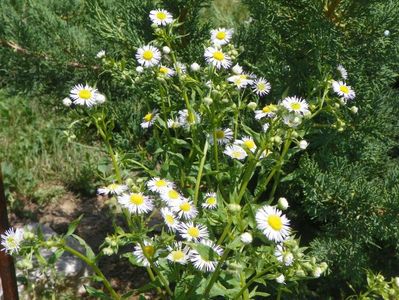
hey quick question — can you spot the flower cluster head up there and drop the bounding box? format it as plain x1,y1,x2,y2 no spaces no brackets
1,227,24,255
68,84,106,107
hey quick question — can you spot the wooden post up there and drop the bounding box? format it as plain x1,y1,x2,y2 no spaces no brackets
0,166,19,299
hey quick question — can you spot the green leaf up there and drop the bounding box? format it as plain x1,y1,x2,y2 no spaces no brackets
71,234,96,261
65,215,83,237
84,286,112,299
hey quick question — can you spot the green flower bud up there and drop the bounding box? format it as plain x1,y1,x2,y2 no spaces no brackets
103,247,114,256
203,97,213,105
350,106,358,114
320,262,328,272
295,269,306,277
247,102,257,110
227,203,241,213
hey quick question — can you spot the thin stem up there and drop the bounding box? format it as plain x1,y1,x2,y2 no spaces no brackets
217,220,231,245
212,129,219,171
146,266,164,299
203,248,231,299
236,150,263,204
233,267,273,300
149,261,173,297
62,245,120,300
194,139,209,206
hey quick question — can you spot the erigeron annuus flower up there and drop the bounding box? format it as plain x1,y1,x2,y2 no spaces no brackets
167,118,181,129
167,242,190,264
149,9,173,26
204,47,232,69
172,199,198,220
190,239,223,272
178,109,201,127
141,111,158,128
118,192,153,214
160,188,183,205
158,65,175,77
96,50,106,59
70,84,99,107
235,136,257,153
337,64,348,80
178,222,209,242
210,128,233,145
133,240,155,267
332,80,356,100
224,145,248,160
254,104,278,120
274,244,294,266
227,74,254,89
256,205,290,242
202,192,218,209
1,227,24,255
97,183,128,196
136,45,161,68
146,177,174,193
210,28,233,46
160,208,179,231
282,96,310,115
253,78,271,96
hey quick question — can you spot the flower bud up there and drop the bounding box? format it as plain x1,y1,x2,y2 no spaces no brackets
96,94,106,104
221,98,229,103
125,178,134,186
136,66,144,73
278,197,289,210
62,97,72,107
162,46,171,54
227,203,241,213
203,97,213,105
295,269,306,277
276,274,285,284
298,140,308,150
339,98,347,105
23,231,35,240
394,277,399,288
232,64,243,74
272,136,282,144
320,262,328,272
96,50,106,59
350,106,358,114
240,232,253,244
190,62,200,72
103,247,114,256
312,267,322,278
283,253,294,266
247,102,257,110
384,30,390,36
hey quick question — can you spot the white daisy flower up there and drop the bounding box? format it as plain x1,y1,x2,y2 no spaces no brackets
282,96,310,115
160,188,183,205
149,9,173,26
235,136,257,153
160,208,180,231
332,80,356,100
210,128,233,145
178,222,209,242
232,64,243,74
204,47,232,69
189,239,223,272
158,65,175,77
118,192,153,214
227,74,254,89
97,183,128,196
1,227,24,255
133,240,155,267
96,50,106,59
172,199,198,220
254,104,278,120
202,192,218,209
337,65,348,80
274,244,294,266
256,205,290,243
141,111,158,128
223,145,248,160
178,109,201,128
283,114,302,128
136,45,161,68
167,118,181,129
210,28,234,46
167,242,190,264
146,177,174,193
253,78,271,96
70,84,99,107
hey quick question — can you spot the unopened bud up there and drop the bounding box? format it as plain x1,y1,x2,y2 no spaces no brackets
62,97,72,107
312,267,322,278
136,66,144,73
247,102,257,110
227,203,241,213
276,274,285,284
299,140,308,150
190,62,200,72
240,232,253,244
103,247,114,256
162,46,171,54
203,97,213,105
278,197,289,210
96,94,106,104
295,269,306,277
350,106,358,114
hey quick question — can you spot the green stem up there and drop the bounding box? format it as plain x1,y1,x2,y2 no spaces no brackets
149,261,173,297
236,150,263,204
233,267,273,300
62,245,120,300
194,139,209,206
217,220,231,245
277,288,282,300
146,266,164,299
203,248,231,299
212,129,219,171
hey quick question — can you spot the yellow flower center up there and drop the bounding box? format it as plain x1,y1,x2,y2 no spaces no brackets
215,130,225,139
232,151,242,159
262,106,271,113
216,31,226,40
130,193,144,205
290,102,301,111
108,183,118,190
171,250,184,261
213,51,224,61
156,11,167,20
268,215,283,231
165,215,175,224
155,179,167,187
144,113,153,122
340,85,349,94
143,50,154,61
143,245,155,257
187,227,200,238
6,237,16,248
180,202,191,212
78,89,92,100
206,197,216,205
257,83,266,90
168,190,179,200
159,66,168,74
243,140,256,149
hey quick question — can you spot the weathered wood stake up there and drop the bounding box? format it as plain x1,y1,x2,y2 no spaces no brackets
0,165,19,299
